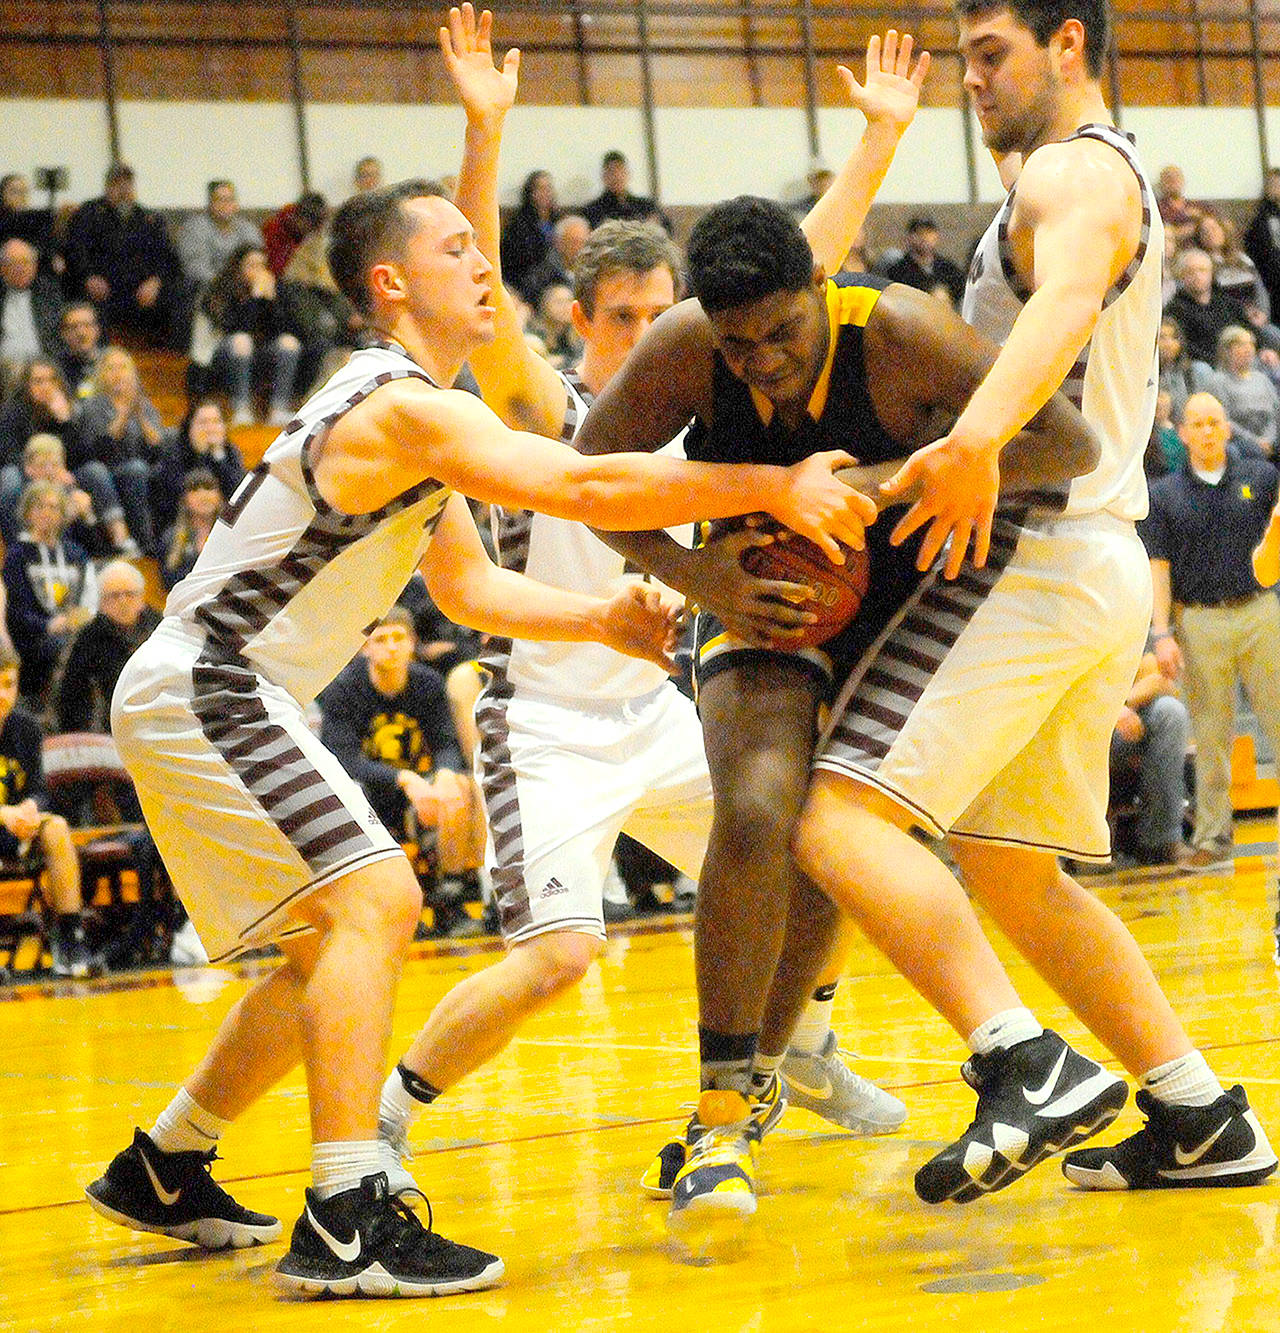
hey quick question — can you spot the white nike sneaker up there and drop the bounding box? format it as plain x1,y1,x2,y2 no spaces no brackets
915,1030,1128,1204
781,1032,907,1134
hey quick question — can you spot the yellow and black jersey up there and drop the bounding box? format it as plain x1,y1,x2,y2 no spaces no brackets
685,273,899,468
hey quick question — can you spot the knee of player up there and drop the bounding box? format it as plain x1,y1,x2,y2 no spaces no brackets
716,783,804,858
520,930,601,999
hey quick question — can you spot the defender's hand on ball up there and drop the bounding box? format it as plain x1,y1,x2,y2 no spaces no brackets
768,450,876,564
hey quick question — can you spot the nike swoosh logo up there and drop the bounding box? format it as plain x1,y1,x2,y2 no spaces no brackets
1022,1048,1068,1106
786,1072,834,1100
140,1153,181,1207
305,1206,363,1263
1173,1119,1231,1166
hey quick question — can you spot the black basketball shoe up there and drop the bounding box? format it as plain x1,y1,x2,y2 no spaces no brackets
274,1172,504,1298
1062,1085,1278,1190
85,1127,282,1248
915,1030,1128,1204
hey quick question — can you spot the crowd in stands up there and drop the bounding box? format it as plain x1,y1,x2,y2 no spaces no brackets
0,141,1277,978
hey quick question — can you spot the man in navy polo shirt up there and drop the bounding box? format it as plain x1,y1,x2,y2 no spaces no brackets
1141,391,1280,870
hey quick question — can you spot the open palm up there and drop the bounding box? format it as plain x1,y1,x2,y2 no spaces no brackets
838,31,929,134
439,4,520,119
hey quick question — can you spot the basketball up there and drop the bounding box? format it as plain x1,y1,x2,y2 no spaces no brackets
738,524,870,648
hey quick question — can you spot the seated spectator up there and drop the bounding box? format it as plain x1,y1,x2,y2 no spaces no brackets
520,213,589,305
500,170,560,298
263,191,328,278
0,173,59,271
55,559,159,734
198,244,303,426
788,161,835,219
1155,164,1201,244
1158,314,1213,425
1245,166,1280,316
1209,325,1278,459
159,467,222,591
1107,651,1192,869
4,480,98,702
1195,209,1268,316
1165,247,1249,365
1151,388,1184,474
177,179,264,295
582,151,671,233
64,164,183,348
152,398,245,531
282,227,362,369
0,358,133,554
1,238,63,363
319,607,484,937
529,282,582,369
2,434,112,554
885,214,967,308
352,155,383,194
56,302,104,398
0,642,102,976
80,347,163,553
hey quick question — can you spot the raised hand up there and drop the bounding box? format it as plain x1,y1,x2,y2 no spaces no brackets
769,450,878,564
439,4,520,123
836,31,929,139
881,434,999,578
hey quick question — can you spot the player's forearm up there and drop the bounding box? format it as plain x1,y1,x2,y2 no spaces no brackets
802,122,902,277
949,282,1100,460
1253,509,1280,587
590,528,698,595
1150,560,1174,634
456,112,505,266
435,560,618,643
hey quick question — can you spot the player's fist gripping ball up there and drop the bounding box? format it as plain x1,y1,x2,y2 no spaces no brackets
740,524,870,648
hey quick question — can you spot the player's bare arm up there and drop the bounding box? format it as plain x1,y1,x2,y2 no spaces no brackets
444,4,568,437
420,493,679,671
1253,499,1280,588
801,31,929,277
882,137,1139,571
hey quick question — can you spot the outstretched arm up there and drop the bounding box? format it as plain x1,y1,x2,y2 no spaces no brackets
1254,498,1280,587
801,31,930,277
442,4,567,436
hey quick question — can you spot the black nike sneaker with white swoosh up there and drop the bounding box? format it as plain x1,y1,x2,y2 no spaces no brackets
85,1128,282,1248
275,1171,504,1298
1061,1085,1277,1190
915,1030,1128,1204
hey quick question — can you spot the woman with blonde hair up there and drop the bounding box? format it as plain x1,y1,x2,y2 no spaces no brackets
1212,324,1279,458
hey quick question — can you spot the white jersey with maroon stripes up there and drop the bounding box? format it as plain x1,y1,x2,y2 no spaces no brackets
487,369,686,701
164,342,451,705
962,123,1163,522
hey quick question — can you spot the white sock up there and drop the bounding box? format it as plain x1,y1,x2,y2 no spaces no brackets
149,1088,230,1155
378,1063,439,1138
749,1051,783,1094
791,984,837,1056
1141,1051,1223,1108
311,1140,383,1200
967,1007,1044,1057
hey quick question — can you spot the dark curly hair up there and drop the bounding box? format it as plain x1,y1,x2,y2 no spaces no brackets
686,196,814,316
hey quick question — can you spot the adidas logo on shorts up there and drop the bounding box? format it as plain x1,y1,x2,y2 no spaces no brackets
541,877,568,897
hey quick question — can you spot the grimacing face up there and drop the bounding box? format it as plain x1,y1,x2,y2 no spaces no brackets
708,276,828,410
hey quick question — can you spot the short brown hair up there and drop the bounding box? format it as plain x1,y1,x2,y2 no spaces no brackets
573,220,682,318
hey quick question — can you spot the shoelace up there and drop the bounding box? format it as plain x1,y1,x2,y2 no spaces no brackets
381,1191,438,1255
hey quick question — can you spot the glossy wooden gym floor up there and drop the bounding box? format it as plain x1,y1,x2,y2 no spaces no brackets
2,824,1277,1333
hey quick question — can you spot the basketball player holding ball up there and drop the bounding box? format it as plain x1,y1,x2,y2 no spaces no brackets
576,195,1099,1235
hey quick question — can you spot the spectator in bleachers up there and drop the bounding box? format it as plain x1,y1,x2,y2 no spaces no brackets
4,479,98,703
152,398,245,531
1,435,111,555
320,607,484,936
352,155,383,194
0,358,133,555
200,244,303,427
529,282,582,369
56,302,104,398
1245,166,1280,317
177,180,264,294
55,559,158,734
520,213,589,305
159,467,222,591
1165,248,1249,365
582,150,671,233
884,214,967,309
80,347,163,553
0,173,59,271
1158,314,1213,425
1,238,63,364
262,190,328,278
1155,163,1201,244
1209,325,1278,460
500,170,559,299
1151,389,1183,474
65,164,182,348
788,161,836,219
282,225,362,365
1141,391,1280,872
1194,209,1268,317
0,641,101,976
